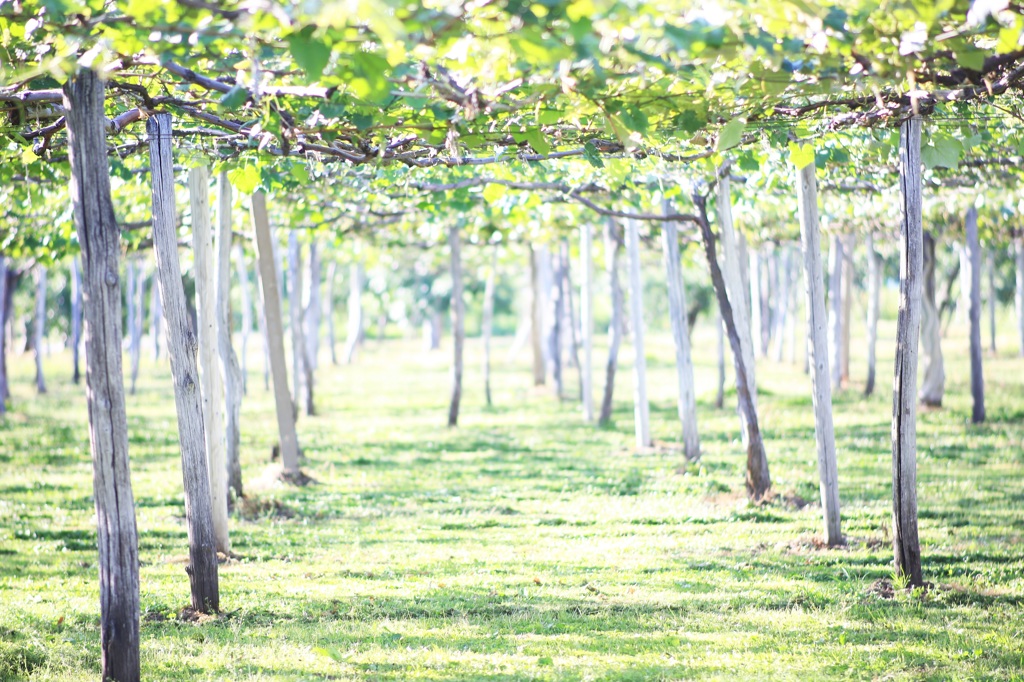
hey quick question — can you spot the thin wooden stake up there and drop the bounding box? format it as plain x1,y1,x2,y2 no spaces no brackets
795,161,842,546
190,166,230,555
580,225,594,422
625,218,651,449
251,192,301,473
662,203,700,461
966,207,986,423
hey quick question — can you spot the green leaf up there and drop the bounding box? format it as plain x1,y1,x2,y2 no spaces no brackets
604,111,632,148
677,109,706,134
737,151,760,172
290,163,310,185
537,108,563,125
620,104,648,134
524,128,551,155
921,135,962,170
788,141,815,169
227,164,261,194
955,48,986,72
352,112,374,131
125,0,163,20
583,141,604,168
219,85,248,112
482,183,506,204
717,118,746,151
287,28,331,81
351,52,392,103
997,21,1022,54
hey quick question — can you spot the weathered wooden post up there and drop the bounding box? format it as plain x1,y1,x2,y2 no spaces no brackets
251,193,302,474
965,207,986,423
448,223,465,427
662,202,700,461
795,160,842,546
148,114,220,612
598,220,624,426
65,66,141,682
625,218,651,449
865,233,881,396
580,225,594,422
891,115,924,587
190,166,231,555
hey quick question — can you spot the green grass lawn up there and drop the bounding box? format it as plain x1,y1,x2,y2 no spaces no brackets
1,315,1023,681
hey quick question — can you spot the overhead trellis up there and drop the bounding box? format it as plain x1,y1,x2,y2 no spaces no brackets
4,0,1024,195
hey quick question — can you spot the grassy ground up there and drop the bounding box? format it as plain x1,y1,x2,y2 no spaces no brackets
1,314,1023,681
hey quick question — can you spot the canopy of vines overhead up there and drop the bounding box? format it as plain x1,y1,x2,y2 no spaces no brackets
3,0,1024,255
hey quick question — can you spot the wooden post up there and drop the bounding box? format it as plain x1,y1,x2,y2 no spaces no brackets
216,172,244,502
827,235,843,391
717,174,758,411
738,232,752,329
123,261,138,393
482,246,496,407
865,233,881,396
787,260,800,365
71,256,83,384
795,161,843,546
766,245,777,354
233,245,252,394
918,232,945,407
1016,232,1024,357
547,245,565,399
529,246,546,386
125,260,135,365
65,68,141,682
129,262,143,394
625,218,651,449
423,310,441,351
840,235,854,386
561,240,583,397
966,208,986,423
580,225,594,422
662,204,700,461
598,219,624,426
325,260,338,366
343,258,363,364
698,176,771,500
0,266,14,404
715,308,725,409
986,249,997,353
150,263,161,361
33,265,47,394
251,192,301,473
148,115,220,612
253,258,270,391
190,166,230,555
770,247,791,363
749,247,765,358
448,223,464,427
0,257,7,414
958,245,969,324
891,115,924,588
301,239,320,416
507,273,532,363
287,231,305,415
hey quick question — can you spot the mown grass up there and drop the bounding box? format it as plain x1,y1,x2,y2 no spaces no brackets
1,312,1023,681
